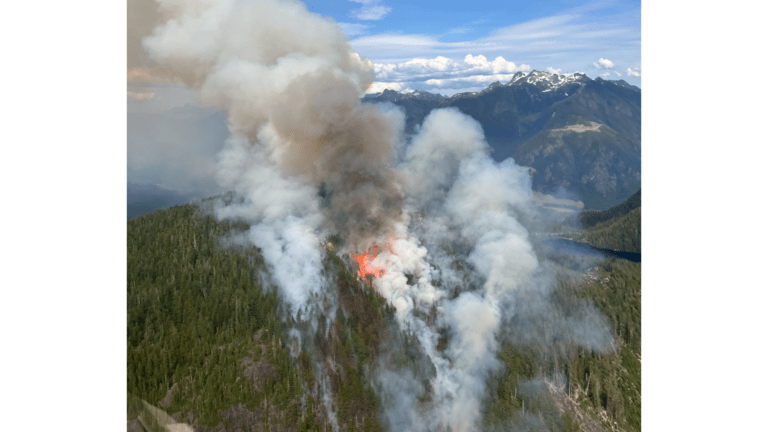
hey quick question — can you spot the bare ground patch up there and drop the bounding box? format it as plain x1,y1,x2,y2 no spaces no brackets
545,378,622,432
552,122,602,133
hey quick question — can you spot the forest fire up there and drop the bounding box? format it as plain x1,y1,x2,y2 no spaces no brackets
352,237,397,282
126,0,638,430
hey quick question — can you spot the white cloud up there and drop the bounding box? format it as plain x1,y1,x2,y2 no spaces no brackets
401,56,455,73
353,5,391,20
594,58,614,69
614,71,622,77
349,0,391,21
366,81,402,93
627,67,641,77
348,6,639,87
546,67,562,74
599,72,611,78
489,15,576,41
338,22,368,37
424,73,521,87
464,54,523,73
445,27,469,35
367,54,531,95
352,33,438,60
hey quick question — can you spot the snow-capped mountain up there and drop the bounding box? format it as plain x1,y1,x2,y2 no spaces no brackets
508,70,590,92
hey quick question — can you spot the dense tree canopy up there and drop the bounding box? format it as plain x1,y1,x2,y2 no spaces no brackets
128,202,640,432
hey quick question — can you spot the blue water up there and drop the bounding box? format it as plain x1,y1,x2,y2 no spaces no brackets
545,238,641,263
545,239,606,258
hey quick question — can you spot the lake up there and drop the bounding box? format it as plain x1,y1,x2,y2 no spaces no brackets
545,238,641,263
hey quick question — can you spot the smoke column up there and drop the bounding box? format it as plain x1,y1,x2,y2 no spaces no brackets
132,1,613,431
357,107,546,431
137,0,405,315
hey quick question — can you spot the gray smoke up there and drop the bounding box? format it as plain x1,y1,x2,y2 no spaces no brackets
137,0,407,312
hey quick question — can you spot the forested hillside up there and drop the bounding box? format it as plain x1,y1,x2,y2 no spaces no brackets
482,259,641,432
584,207,641,254
127,204,396,431
570,189,641,254
128,203,640,431
128,204,310,429
579,189,641,229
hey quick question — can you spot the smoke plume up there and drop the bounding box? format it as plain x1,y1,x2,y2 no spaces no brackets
138,0,406,309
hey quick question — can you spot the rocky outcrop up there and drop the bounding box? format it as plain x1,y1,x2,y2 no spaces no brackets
239,357,279,394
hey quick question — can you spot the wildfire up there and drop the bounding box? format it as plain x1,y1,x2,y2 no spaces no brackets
352,237,397,282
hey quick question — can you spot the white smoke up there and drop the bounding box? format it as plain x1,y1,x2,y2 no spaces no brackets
360,108,535,431
139,0,407,314
371,108,612,432
210,134,327,317
401,107,488,206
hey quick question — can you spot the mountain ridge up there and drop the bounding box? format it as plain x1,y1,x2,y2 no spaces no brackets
363,71,641,209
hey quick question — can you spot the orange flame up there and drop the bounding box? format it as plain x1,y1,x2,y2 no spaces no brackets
352,237,397,283
352,245,386,280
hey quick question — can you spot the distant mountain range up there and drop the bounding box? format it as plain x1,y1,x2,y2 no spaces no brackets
127,182,194,219
364,71,641,209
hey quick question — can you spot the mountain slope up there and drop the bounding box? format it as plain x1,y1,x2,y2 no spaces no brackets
127,203,422,432
583,207,641,254
128,202,640,431
579,189,641,228
363,71,641,209
513,79,640,209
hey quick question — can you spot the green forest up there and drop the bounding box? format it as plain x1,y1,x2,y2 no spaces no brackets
579,189,641,229
128,203,421,431
128,198,640,432
584,207,641,253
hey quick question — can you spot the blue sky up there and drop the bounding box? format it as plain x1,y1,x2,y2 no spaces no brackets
127,0,641,106
301,0,641,94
